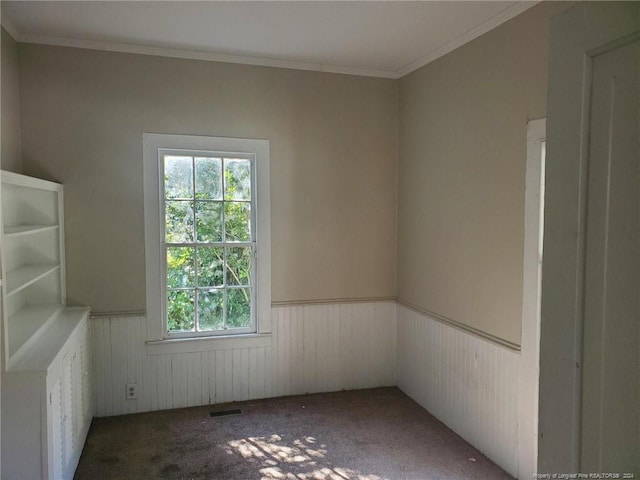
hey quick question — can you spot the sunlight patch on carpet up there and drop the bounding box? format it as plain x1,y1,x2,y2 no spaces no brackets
225,434,386,480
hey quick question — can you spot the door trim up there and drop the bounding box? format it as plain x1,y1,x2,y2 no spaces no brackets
539,2,639,472
518,117,545,479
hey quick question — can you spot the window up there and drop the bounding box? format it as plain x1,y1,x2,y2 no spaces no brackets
144,134,271,342
164,154,255,335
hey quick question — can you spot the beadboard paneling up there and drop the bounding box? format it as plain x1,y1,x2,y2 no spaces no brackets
91,301,397,417
396,303,519,477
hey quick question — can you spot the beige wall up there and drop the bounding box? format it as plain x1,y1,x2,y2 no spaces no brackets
397,2,569,345
12,2,568,339
1,27,22,173
17,45,398,313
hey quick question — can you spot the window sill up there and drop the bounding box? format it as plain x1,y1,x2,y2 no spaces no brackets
145,333,272,355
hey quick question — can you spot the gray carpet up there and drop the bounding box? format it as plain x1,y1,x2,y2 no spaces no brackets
75,387,514,480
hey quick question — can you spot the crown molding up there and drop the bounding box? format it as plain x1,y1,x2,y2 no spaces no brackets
395,1,540,78
16,33,399,79
6,1,540,80
0,9,20,40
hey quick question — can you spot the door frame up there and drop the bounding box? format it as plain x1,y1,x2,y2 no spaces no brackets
538,2,639,472
518,117,545,479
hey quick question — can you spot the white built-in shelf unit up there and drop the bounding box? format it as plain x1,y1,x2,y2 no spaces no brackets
1,170,67,370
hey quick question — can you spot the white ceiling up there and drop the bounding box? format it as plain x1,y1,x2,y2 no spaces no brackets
1,1,537,79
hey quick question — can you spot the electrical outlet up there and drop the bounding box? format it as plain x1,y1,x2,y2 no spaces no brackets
126,383,138,400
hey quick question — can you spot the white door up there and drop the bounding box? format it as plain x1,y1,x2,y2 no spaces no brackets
540,2,639,474
581,38,638,474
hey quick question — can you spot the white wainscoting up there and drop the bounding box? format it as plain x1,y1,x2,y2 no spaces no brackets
92,300,521,477
396,303,520,477
91,301,397,417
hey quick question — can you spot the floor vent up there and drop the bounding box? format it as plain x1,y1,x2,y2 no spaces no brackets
210,409,242,418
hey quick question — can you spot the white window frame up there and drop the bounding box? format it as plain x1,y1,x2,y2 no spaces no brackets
143,134,271,343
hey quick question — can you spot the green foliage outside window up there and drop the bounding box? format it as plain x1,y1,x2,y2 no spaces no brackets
164,155,253,333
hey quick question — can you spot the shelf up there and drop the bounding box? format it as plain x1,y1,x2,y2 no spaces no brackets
9,307,90,372
8,304,64,359
4,225,58,237
1,170,62,191
1,170,69,375
6,264,61,297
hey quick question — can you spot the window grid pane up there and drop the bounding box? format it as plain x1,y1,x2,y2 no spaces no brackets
167,246,195,288
224,159,251,201
164,154,255,335
197,288,224,331
164,156,193,199
165,200,194,243
196,201,223,242
167,289,195,332
195,157,223,200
